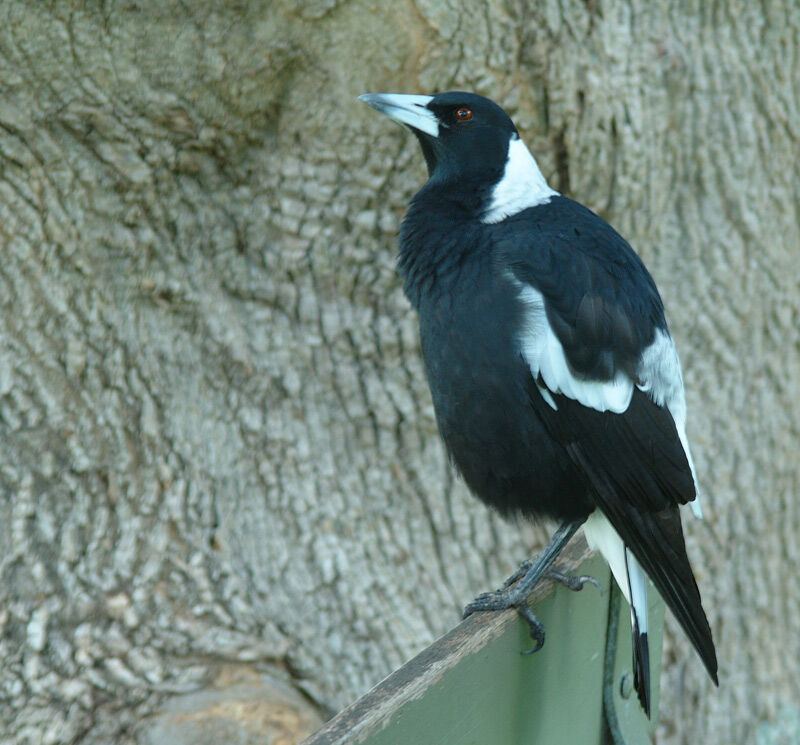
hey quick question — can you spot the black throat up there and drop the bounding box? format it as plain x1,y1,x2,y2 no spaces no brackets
398,172,503,309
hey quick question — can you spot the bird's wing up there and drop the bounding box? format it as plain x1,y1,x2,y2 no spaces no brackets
499,197,718,686
500,197,696,506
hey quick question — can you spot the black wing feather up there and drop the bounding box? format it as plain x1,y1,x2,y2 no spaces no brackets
530,387,718,684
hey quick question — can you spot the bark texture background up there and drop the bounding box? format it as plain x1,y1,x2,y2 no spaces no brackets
0,2,798,744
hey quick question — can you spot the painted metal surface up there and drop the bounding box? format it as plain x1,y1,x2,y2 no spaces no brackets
304,542,663,745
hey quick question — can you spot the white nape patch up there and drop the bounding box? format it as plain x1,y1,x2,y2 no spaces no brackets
481,137,558,224
637,330,702,517
515,282,634,413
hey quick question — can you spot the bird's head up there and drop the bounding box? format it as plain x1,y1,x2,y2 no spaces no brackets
359,91,519,184
359,91,555,222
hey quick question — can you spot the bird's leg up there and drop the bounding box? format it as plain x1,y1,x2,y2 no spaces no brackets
500,559,532,589
464,520,585,609
463,519,586,652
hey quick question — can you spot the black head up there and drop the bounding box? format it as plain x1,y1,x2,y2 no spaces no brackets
360,91,519,185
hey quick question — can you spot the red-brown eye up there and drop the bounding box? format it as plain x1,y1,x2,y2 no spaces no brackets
455,107,473,121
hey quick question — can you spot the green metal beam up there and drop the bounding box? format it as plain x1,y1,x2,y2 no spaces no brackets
304,541,663,745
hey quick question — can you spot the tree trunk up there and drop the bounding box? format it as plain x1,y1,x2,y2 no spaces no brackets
0,2,797,744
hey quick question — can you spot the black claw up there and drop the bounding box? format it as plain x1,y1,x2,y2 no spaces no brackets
522,640,545,655
517,605,545,654
463,591,548,654
547,569,602,593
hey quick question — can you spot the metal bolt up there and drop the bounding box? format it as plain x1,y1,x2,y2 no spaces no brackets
619,672,633,699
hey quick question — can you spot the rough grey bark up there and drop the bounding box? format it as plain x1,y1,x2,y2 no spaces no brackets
0,2,797,744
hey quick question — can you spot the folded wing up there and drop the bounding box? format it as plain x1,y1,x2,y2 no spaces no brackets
498,197,718,705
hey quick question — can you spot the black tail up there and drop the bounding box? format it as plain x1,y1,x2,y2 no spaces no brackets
626,507,719,687
571,442,719,687
530,386,719,694
626,550,653,718
631,621,651,717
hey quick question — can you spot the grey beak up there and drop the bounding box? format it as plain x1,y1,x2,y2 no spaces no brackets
359,93,439,137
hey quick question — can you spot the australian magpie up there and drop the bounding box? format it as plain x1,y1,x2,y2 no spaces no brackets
359,91,718,716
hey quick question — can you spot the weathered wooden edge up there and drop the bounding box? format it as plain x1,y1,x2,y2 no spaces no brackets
302,537,595,745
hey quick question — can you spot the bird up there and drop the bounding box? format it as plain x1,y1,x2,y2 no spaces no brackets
359,90,718,717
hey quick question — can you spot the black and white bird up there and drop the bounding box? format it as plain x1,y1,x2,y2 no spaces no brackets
359,91,718,715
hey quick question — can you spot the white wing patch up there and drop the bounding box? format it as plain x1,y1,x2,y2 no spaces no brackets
515,282,634,414
637,330,702,516
516,281,703,515
481,137,558,224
